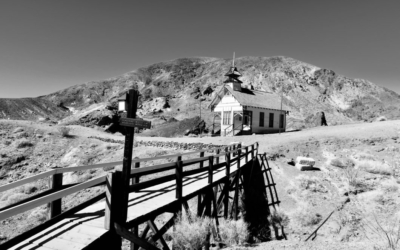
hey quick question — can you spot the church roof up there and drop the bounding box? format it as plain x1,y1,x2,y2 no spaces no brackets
224,67,242,77
225,86,288,111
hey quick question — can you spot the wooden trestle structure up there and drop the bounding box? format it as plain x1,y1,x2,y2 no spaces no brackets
0,142,260,250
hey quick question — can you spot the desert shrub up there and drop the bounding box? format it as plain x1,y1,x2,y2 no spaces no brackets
218,218,249,246
58,126,71,137
30,207,48,223
269,209,290,228
12,127,24,133
333,202,364,235
331,158,355,169
3,140,11,146
0,169,6,178
76,173,92,183
295,175,327,193
15,131,29,139
23,183,39,194
103,165,115,172
14,139,34,148
381,182,399,193
364,215,400,250
360,163,393,176
7,193,28,205
106,145,112,150
171,214,212,250
343,166,360,187
292,206,322,227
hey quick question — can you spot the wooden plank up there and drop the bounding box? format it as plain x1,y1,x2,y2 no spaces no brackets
0,169,56,193
0,176,106,221
120,117,151,129
130,162,176,175
115,223,160,250
147,220,170,250
54,161,123,174
42,238,86,250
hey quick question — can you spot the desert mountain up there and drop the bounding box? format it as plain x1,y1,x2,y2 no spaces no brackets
1,56,400,131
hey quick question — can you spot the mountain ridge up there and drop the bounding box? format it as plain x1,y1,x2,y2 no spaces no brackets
1,56,399,131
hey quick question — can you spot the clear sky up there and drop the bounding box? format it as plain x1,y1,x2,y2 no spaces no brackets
1,1,399,98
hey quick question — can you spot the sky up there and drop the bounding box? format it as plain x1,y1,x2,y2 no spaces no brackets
1,1,399,98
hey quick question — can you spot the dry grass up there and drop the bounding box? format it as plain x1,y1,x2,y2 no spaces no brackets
292,205,322,227
171,214,212,250
218,218,249,246
57,126,71,137
269,209,290,228
14,139,33,148
364,214,400,250
359,162,393,176
331,158,355,169
295,175,327,193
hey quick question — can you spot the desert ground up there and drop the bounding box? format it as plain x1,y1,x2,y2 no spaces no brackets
1,119,400,249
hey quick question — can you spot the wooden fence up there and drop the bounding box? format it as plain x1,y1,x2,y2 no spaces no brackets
0,141,258,249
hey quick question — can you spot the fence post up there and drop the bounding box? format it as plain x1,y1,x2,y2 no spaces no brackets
245,146,249,163
208,156,214,184
131,162,140,250
234,144,242,220
176,156,183,213
48,172,63,219
105,171,123,248
251,144,255,160
131,162,140,185
198,152,205,216
224,152,231,219
215,149,220,164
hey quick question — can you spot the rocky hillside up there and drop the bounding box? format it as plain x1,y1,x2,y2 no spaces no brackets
0,98,69,121
2,56,400,131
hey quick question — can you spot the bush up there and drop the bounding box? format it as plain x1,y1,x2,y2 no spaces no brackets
296,175,327,193
292,206,322,227
343,166,360,187
14,139,34,148
12,127,24,133
7,193,28,205
359,163,393,176
269,209,290,228
76,173,92,183
23,183,39,194
218,218,249,246
3,140,11,146
58,126,71,137
171,214,212,250
30,208,48,223
331,158,355,169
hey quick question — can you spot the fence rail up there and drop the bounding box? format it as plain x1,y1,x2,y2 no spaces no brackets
0,142,246,225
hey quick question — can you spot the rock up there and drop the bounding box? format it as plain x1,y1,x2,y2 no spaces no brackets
0,234,7,240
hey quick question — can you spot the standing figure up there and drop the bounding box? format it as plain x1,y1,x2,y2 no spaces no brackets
321,112,328,126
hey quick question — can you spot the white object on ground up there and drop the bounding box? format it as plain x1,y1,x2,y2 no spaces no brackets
295,156,316,171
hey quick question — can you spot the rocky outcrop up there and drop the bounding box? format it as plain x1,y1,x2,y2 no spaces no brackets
88,136,225,152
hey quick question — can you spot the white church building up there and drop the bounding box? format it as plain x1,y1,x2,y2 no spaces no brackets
209,63,289,136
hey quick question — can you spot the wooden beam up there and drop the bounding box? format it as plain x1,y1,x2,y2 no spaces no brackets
175,156,183,214
115,223,160,250
48,173,63,219
0,176,106,221
147,220,170,250
224,152,231,219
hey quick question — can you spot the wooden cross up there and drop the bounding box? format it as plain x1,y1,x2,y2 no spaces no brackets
119,89,151,223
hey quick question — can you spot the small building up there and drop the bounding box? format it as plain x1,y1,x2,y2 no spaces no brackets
209,64,289,136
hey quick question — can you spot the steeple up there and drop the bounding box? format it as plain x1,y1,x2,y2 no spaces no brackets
224,52,242,91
